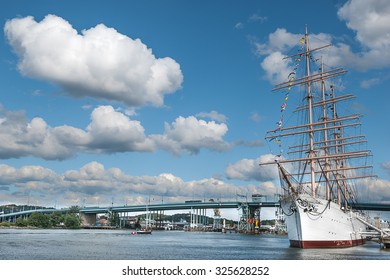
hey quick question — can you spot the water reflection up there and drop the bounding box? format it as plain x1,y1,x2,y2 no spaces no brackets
0,229,388,260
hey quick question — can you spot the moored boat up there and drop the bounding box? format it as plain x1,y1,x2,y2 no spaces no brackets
260,27,375,248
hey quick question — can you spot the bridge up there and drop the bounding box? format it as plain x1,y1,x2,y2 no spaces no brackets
79,201,279,213
78,201,280,227
351,203,390,211
1,201,390,225
0,208,67,222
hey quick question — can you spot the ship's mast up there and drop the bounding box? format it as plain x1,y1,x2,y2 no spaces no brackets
329,85,340,205
330,84,349,208
320,58,331,201
304,27,317,197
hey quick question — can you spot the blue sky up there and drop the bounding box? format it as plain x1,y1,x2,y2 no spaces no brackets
0,0,389,218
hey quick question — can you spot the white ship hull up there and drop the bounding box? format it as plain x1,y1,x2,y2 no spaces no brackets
281,194,366,248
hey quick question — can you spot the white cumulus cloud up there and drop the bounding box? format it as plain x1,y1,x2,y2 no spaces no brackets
0,108,75,160
85,105,155,152
0,161,274,207
255,28,335,84
363,178,390,202
256,0,390,85
4,14,183,107
338,0,390,50
337,0,390,70
0,161,387,208
152,116,231,155
225,154,279,182
195,111,227,122
0,106,232,159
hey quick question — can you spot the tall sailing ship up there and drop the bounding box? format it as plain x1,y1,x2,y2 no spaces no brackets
261,28,375,248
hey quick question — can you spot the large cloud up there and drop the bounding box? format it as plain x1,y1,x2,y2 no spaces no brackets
255,28,342,84
151,116,231,155
0,161,273,207
338,0,390,50
0,106,231,159
256,0,390,85
85,106,155,152
0,108,75,160
0,164,57,185
4,14,183,107
363,178,390,203
225,154,279,182
337,0,390,70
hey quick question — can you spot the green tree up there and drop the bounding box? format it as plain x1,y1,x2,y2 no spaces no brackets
50,211,64,227
28,212,41,227
109,211,120,227
28,212,51,228
16,217,28,227
64,214,80,229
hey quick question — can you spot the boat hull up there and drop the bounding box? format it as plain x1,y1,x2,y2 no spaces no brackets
131,230,152,235
289,238,365,248
281,195,366,248
136,230,152,234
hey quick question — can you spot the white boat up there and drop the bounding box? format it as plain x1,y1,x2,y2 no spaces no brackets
260,28,375,248
131,228,152,235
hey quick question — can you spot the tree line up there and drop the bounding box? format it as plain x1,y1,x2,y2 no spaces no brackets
0,206,82,229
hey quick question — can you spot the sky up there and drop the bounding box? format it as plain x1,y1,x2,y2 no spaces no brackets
0,0,389,219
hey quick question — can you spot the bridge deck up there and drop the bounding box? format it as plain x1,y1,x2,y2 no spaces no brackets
1,201,390,219
79,201,279,213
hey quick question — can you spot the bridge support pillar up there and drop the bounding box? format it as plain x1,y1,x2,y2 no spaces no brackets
238,204,261,234
80,212,96,226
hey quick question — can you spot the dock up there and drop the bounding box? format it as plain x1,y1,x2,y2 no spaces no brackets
357,216,390,249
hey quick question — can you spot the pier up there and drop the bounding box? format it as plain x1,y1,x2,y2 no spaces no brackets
357,216,390,248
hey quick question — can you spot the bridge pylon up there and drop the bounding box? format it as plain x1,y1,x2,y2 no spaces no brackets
213,208,222,231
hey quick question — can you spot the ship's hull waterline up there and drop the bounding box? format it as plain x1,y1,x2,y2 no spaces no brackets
281,195,366,248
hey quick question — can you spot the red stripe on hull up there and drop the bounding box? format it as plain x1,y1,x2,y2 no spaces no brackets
290,238,366,249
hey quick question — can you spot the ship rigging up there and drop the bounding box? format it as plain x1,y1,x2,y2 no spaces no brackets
260,27,376,248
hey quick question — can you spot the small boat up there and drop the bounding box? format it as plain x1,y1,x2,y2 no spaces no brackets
136,229,152,234
131,228,152,235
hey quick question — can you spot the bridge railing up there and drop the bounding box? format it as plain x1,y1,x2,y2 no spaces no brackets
2,201,390,220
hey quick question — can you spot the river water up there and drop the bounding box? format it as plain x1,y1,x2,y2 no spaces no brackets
0,228,389,260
